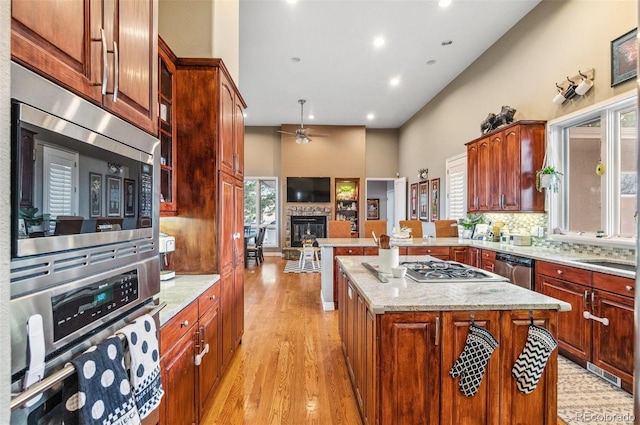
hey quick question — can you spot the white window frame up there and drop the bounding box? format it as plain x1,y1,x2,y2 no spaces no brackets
244,176,279,248
547,89,637,248
445,152,467,220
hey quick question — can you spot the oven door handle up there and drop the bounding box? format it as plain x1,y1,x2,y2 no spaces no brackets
10,302,167,412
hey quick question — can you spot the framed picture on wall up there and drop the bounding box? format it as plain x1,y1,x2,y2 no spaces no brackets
430,178,440,221
418,181,429,221
611,28,638,87
367,199,379,219
106,176,122,217
410,183,418,219
89,172,102,218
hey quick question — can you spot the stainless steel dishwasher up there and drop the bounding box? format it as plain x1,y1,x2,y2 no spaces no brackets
494,253,534,290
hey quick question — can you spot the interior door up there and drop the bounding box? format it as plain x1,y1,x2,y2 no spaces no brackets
394,177,407,227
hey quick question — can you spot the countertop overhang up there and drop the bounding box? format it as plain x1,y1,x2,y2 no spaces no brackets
336,255,572,314
318,237,636,279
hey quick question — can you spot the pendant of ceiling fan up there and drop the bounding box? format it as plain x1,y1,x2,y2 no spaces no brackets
278,99,329,144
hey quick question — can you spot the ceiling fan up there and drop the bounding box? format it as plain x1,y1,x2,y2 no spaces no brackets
278,99,328,144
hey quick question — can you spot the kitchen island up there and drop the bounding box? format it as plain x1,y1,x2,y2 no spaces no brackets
336,255,570,425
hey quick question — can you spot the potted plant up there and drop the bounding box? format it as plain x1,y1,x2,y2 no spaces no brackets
458,213,483,239
19,207,50,236
536,166,563,193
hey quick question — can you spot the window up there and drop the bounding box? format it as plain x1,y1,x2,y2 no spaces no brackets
548,91,637,246
42,145,79,232
446,153,467,220
244,178,279,248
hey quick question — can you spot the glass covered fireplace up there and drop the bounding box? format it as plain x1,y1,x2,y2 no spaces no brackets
290,216,327,247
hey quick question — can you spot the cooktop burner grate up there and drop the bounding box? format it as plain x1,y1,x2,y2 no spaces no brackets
401,260,501,282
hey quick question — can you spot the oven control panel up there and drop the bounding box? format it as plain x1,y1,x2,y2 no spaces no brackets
51,270,139,341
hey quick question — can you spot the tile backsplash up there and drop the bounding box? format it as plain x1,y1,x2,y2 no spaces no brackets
483,213,636,261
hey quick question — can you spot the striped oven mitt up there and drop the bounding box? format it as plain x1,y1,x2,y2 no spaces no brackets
511,324,558,394
449,324,499,397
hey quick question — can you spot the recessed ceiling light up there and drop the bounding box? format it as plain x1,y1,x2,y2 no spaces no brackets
441,40,453,46
308,114,314,120
291,57,301,62
438,0,452,8
367,113,375,120
426,60,436,65
390,77,400,86
373,36,385,48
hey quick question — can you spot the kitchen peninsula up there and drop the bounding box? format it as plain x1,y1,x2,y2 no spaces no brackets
337,255,570,425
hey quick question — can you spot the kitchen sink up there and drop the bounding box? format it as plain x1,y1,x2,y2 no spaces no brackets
573,259,636,272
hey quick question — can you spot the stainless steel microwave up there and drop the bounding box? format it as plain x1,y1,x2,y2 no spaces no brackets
10,63,160,265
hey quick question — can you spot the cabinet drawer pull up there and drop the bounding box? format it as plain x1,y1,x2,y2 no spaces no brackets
194,343,210,366
181,320,189,328
435,317,440,346
626,285,633,292
583,311,609,326
583,290,589,309
209,295,216,301
556,269,564,275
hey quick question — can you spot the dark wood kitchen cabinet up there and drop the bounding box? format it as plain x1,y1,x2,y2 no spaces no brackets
160,283,221,425
480,249,496,272
11,0,158,135
158,37,177,215
537,261,635,392
466,121,546,213
339,267,558,425
158,56,246,410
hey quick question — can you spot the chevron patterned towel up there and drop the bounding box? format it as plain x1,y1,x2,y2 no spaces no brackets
511,325,558,394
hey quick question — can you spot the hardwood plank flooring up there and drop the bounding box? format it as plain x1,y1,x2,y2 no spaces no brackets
201,256,568,425
201,257,363,424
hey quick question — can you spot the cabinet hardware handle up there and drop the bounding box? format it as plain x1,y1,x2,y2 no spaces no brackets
194,343,210,366
181,320,189,327
591,291,594,304
556,269,564,275
626,285,633,292
583,290,588,309
583,311,609,326
435,317,440,346
210,295,216,301
112,41,119,102
348,286,353,300
99,29,108,95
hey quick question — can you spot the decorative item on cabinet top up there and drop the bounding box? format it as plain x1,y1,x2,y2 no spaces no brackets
480,105,516,134
552,68,594,105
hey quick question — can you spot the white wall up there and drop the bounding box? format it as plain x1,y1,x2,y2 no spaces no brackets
399,1,637,205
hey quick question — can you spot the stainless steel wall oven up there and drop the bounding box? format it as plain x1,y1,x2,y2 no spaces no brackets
10,63,162,423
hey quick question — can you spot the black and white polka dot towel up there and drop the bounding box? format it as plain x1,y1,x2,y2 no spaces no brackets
117,314,164,419
64,336,141,425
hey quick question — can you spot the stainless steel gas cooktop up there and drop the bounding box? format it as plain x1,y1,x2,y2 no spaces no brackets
401,260,507,283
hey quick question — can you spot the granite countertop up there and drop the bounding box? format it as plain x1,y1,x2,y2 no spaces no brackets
317,237,636,279
336,255,572,314
157,274,220,327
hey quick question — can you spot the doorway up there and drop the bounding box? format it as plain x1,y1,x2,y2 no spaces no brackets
365,177,406,233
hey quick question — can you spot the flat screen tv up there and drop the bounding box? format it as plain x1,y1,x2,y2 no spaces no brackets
287,177,331,203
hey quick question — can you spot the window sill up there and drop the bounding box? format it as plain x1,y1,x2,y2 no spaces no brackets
549,233,637,249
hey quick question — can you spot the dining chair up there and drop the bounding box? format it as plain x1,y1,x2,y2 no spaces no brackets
246,226,266,265
53,216,84,235
399,220,423,239
363,220,388,238
327,220,352,238
434,219,459,237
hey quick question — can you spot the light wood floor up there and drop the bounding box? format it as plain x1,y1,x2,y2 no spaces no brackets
202,256,568,425
201,257,363,424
